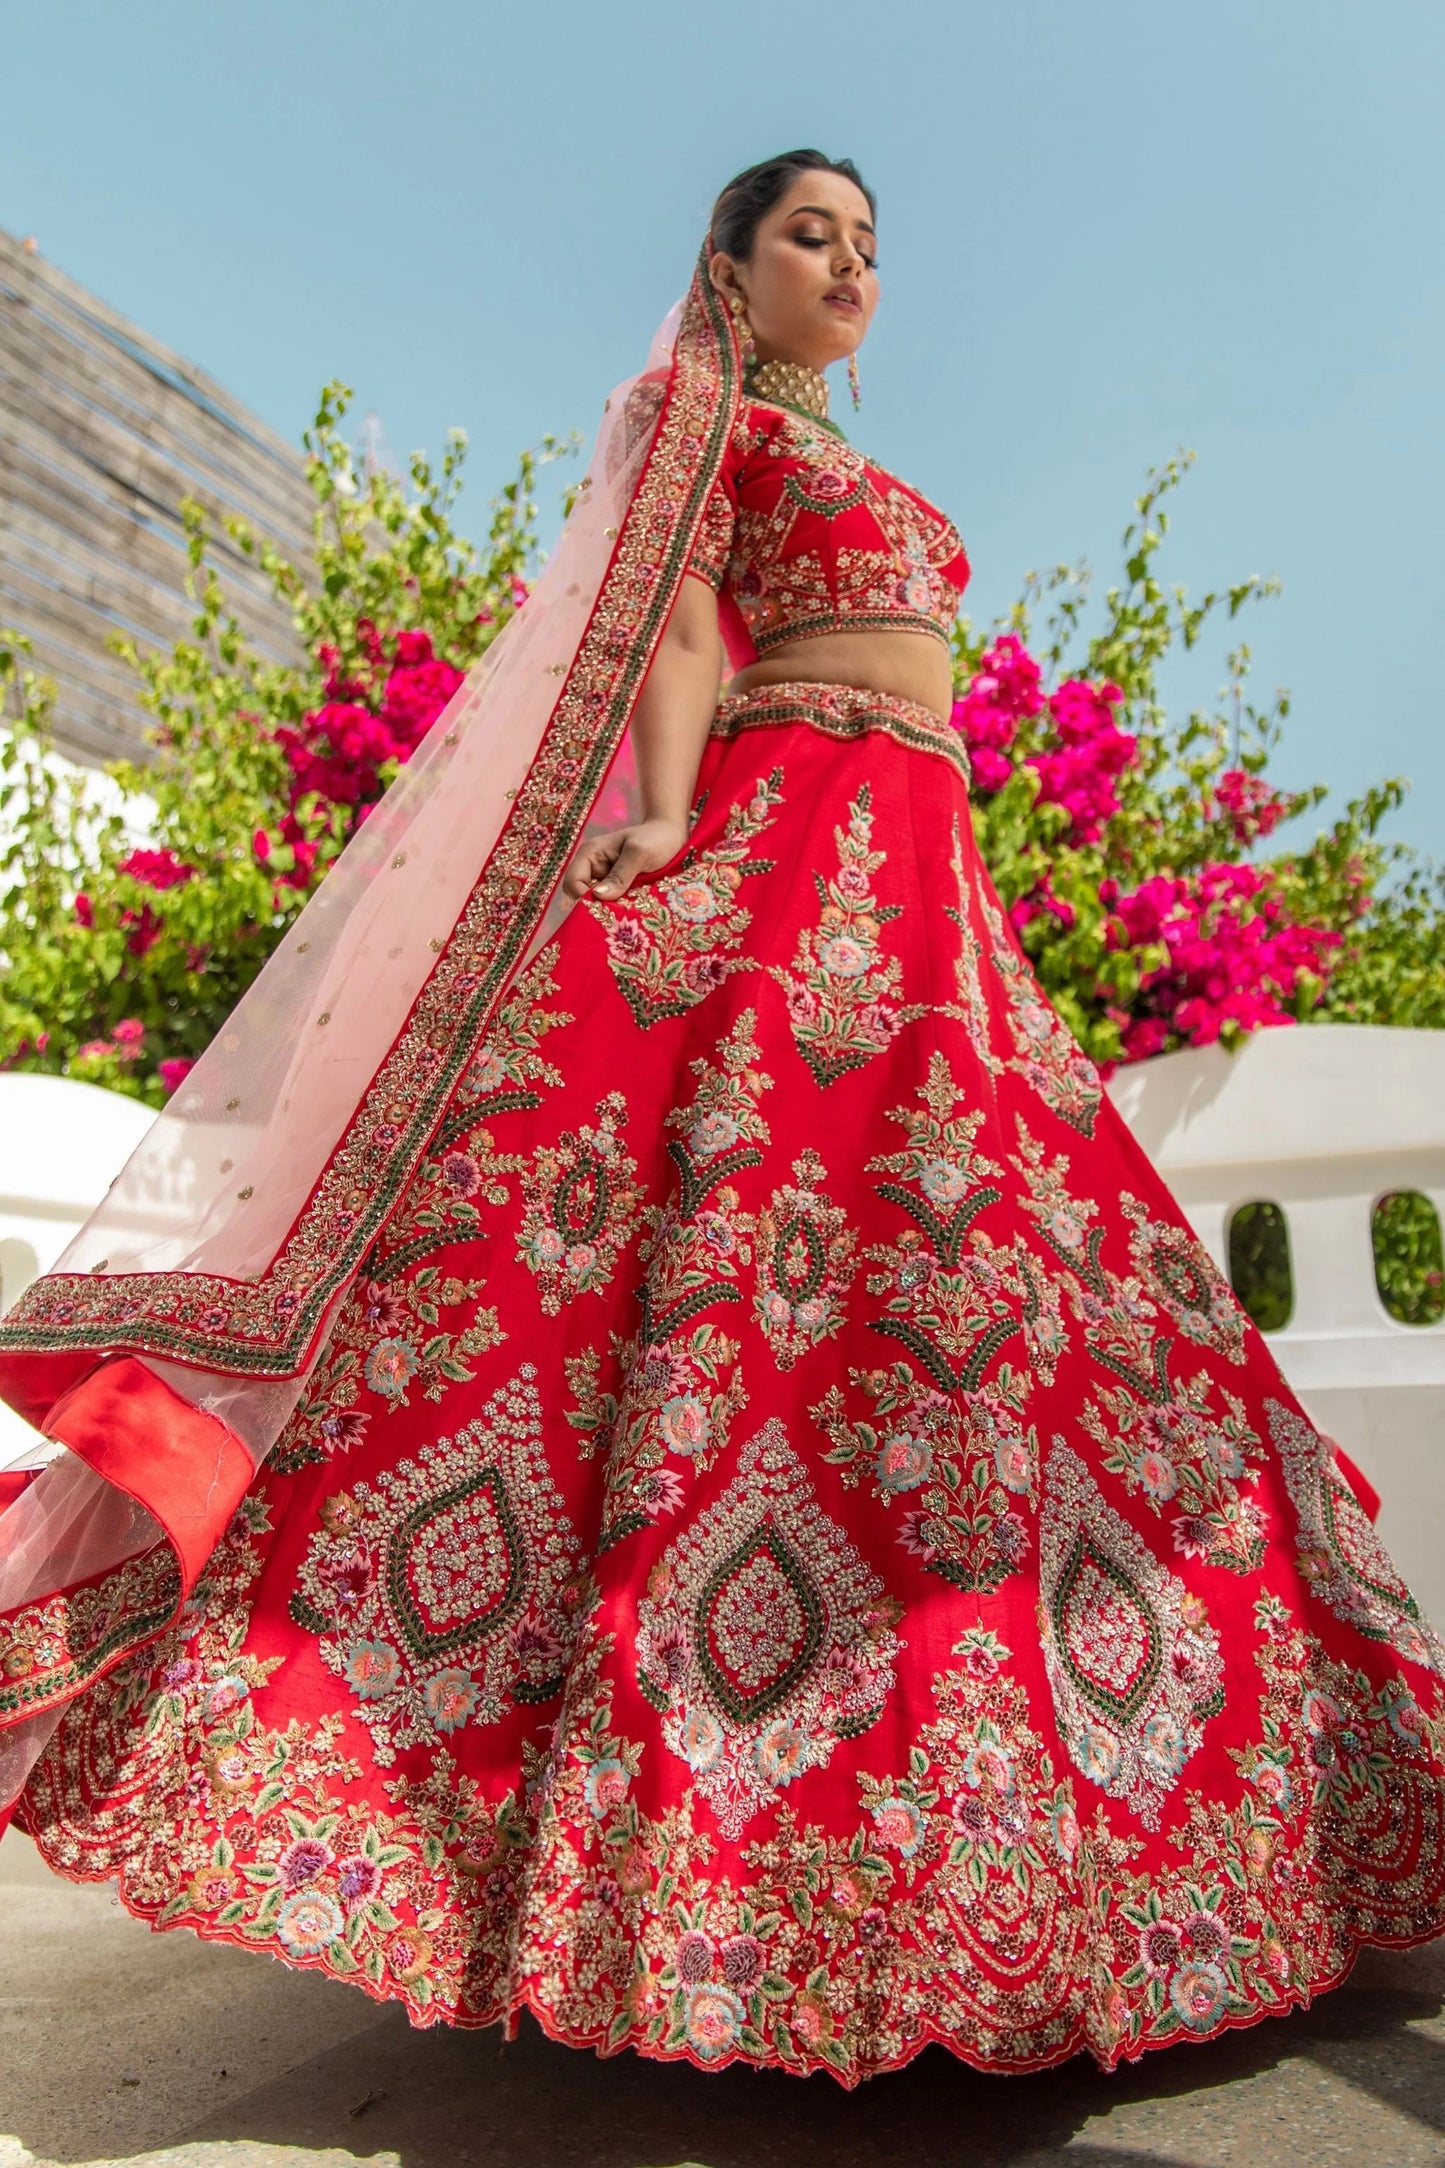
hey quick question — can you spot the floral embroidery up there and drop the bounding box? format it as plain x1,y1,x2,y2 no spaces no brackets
579,1010,772,1547
1268,1398,1445,1672
1121,1193,1246,1361
12,686,1445,2091
592,769,783,1028
982,892,1101,1136
1081,1372,1266,1574
290,1366,586,1763
861,1051,1025,1391
0,1544,182,1722
434,952,573,1145
515,1091,645,1314
749,1147,858,1370
1009,1122,1264,1572
1039,1442,1223,1828
634,1418,904,1837
721,404,968,653
812,1364,1038,1594
770,782,927,1088
709,682,971,789
939,812,1003,1076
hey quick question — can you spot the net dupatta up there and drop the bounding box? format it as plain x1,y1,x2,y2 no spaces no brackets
0,252,740,1790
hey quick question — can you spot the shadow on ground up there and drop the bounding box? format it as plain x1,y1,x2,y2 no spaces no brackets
5,1827,1445,2167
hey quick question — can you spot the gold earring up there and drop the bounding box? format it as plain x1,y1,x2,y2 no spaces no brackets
848,351,862,411
728,290,756,370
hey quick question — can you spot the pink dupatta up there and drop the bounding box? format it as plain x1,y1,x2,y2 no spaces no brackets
0,251,741,1804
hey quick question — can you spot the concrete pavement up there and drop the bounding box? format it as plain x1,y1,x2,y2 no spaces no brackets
4,1823,1445,2167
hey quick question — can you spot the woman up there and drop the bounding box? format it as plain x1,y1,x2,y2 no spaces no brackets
2,149,1444,2085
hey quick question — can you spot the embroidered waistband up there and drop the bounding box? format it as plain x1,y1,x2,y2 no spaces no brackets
710,680,970,788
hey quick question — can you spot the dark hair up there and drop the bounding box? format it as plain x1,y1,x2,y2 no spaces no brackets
709,149,875,261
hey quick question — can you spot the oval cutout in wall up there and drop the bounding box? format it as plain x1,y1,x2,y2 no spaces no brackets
1372,1191,1445,1327
1227,1201,1293,1332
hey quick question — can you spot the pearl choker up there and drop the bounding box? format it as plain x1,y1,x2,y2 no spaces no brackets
746,357,830,423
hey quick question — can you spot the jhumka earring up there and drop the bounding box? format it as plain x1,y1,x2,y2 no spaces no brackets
848,351,862,411
729,290,756,371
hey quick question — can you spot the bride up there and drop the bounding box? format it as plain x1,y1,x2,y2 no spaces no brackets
2,148,1442,2083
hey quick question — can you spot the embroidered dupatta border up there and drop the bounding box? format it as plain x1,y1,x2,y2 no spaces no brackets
0,262,738,1389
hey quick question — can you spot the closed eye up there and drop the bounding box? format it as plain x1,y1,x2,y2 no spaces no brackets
795,234,878,270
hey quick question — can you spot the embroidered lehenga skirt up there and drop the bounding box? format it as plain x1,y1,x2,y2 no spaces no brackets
19,682,1445,2082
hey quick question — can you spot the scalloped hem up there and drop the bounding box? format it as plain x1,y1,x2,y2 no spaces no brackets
22,1809,1443,2089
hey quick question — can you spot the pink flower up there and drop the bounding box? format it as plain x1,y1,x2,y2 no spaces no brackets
948,635,1046,795
121,904,163,956
252,828,272,862
111,1017,145,1047
73,892,94,928
1111,859,1339,1063
118,848,195,891
1215,767,1291,844
1026,679,1137,845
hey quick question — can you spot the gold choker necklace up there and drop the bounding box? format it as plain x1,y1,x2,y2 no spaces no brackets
746,357,830,423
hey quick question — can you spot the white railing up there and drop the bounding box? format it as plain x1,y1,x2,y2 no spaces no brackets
1108,1023,1445,1619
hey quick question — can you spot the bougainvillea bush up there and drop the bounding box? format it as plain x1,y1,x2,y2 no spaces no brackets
0,387,568,1103
1,424,1441,1112
950,456,1443,1074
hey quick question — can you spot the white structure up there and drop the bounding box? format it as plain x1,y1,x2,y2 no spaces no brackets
0,1025,1441,1611
0,1075,153,1462
1109,1023,1445,1620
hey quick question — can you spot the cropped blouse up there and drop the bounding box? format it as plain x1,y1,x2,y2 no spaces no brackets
685,398,971,664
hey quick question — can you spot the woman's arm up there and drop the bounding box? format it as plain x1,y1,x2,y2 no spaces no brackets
561,573,723,901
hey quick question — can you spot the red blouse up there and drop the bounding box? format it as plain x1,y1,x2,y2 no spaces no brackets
686,398,971,669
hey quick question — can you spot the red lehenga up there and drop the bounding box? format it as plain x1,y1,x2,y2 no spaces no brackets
3,257,1445,2087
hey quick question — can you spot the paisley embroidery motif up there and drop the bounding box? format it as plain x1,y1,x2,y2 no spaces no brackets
290,1365,585,1763
515,1091,645,1314
1122,1194,1246,1362
1040,1441,1223,1827
634,1417,904,1837
750,1147,858,1370
1268,1398,1445,1672
982,893,1101,1136
592,769,784,1028
770,782,927,1088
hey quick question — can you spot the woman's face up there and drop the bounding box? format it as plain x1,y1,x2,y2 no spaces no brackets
711,169,878,374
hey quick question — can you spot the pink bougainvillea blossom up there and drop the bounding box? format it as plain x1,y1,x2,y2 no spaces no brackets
1214,767,1292,845
950,634,1043,794
1026,678,1136,846
277,629,464,820
117,848,195,891
158,1057,198,1095
1110,860,1339,1056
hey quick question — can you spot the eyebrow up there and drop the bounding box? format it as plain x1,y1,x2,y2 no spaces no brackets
786,202,876,237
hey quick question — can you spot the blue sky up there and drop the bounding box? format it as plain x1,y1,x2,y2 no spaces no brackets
4,0,1442,853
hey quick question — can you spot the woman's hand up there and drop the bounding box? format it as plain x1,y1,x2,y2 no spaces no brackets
562,815,689,902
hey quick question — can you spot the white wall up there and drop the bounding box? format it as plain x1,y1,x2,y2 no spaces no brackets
0,1075,154,1463
1108,1022,1445,1620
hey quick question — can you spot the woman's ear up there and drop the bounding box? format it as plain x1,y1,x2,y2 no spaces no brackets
708,250,742,306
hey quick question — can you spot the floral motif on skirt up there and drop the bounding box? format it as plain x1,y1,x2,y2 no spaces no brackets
15,684,1445,2084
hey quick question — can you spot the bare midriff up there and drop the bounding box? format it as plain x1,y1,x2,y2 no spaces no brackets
725,628,955,723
